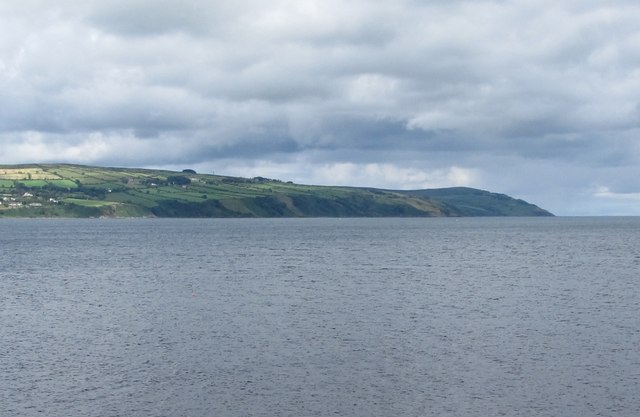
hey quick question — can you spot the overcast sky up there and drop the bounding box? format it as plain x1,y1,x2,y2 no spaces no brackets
1,0,640,215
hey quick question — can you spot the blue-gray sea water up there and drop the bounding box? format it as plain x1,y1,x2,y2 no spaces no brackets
1,217,639,417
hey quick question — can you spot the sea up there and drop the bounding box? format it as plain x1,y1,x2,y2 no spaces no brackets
1,217,639,417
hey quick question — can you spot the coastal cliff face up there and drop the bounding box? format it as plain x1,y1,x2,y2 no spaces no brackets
0,164,553,218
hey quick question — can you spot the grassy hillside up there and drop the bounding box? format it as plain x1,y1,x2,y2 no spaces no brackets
0,164,553,218
396,187,552,217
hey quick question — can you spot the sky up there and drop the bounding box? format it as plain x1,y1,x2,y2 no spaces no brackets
1,0,640,215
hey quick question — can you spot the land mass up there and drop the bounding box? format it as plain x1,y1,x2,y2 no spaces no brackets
0,164,553,218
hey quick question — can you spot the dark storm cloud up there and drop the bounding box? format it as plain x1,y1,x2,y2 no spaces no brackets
2,0,640,214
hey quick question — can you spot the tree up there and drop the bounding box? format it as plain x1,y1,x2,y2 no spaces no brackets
167,175,191,186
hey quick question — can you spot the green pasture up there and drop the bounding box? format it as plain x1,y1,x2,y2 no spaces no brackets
106,191,161,208
17,180,48,187
63,198,116,207
48,179,78,188
14,179,79,189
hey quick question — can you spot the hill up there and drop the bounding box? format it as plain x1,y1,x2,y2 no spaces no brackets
0,164,553,218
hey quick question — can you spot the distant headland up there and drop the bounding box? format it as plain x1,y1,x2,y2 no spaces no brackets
0,164,553,218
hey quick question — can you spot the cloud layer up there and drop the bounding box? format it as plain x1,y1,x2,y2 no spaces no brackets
2,0,640,214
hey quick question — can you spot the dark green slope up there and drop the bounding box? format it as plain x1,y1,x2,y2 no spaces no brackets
396,187,553,217
0,164,553,217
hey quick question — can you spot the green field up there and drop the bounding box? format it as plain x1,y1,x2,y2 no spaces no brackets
16,180,48,187
63,198,117,207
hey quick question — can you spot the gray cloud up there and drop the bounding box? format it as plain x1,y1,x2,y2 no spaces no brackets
2,0,640,214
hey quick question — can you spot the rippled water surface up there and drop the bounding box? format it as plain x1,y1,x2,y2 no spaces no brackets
1,217,640,416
